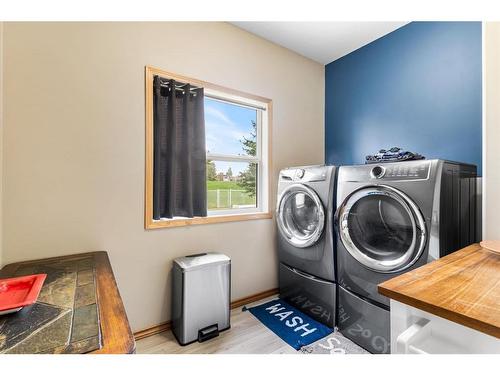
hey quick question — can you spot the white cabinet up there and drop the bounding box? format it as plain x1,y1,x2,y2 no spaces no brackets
390,300,500,354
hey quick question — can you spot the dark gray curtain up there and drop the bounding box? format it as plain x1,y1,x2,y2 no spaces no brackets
153,75,207,219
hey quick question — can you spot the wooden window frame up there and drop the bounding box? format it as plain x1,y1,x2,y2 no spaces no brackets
144,66,273,229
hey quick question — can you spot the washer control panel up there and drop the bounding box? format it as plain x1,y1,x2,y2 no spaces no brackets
295,169,305,179
279,166,329,182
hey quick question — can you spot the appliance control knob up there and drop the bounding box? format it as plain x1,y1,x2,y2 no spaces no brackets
296,169,305,179
371,166,385,179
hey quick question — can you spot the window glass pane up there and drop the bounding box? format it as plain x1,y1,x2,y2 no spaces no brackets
205,97,257,157
206,160,257,210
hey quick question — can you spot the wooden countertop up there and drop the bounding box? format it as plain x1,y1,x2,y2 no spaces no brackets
1,251,136,354
378,243,500,338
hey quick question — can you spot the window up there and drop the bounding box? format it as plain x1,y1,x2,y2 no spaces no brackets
205,94,267,216
145,66,272,229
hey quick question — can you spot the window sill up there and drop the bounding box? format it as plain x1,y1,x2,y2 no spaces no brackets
145,211,273,229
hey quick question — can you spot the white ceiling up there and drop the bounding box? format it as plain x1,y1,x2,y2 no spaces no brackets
231,22,409,65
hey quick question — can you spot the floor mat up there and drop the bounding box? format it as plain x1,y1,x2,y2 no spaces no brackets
244,298,334,350
300,330,370,354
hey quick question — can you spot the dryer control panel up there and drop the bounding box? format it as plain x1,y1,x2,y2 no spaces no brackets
341,161,432,182
338,160,436,183
375,162,430,180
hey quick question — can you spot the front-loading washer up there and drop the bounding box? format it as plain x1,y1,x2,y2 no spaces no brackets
276,165,337,327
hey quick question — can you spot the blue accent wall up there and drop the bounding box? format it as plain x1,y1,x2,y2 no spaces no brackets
325,22,482,174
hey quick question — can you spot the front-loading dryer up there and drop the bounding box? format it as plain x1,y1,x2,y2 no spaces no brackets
277,165,337,327
335,160,478,353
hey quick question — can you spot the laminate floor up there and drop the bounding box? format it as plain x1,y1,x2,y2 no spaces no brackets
136,295,298,354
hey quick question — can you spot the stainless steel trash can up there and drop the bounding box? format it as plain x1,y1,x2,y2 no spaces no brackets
171,252,231,345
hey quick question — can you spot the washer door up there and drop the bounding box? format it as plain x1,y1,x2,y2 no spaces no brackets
337,185,426,273
277,184,325,248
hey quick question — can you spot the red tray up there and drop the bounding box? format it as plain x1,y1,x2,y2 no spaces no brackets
0,274,47,314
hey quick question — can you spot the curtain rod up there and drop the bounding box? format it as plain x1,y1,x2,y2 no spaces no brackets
156,76,202,92
159,84,201,94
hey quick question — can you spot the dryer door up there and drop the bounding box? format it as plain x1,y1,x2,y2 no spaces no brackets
337,185,427,273
277,184,325,248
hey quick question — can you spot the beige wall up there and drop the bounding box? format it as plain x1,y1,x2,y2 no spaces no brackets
0,22,3,268
484,22,500,240
1,22,325,330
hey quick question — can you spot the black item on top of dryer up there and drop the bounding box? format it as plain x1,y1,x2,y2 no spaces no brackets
334,159,478,354
365,147,425,164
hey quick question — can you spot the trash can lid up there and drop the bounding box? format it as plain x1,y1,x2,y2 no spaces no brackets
174,252,230,271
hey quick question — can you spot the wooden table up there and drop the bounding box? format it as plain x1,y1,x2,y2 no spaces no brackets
0,251,136,354
379,243,500,339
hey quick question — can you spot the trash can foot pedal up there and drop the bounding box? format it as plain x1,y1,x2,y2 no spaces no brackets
198,324,219,342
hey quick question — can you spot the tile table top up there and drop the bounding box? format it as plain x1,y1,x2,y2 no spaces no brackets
0,255,102,354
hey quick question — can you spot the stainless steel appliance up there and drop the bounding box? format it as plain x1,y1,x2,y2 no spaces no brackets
277,165,337,328
171,252,231,345
335,160,478,353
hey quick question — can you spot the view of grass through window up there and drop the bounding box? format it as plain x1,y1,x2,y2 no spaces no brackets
207,162,257,210
205,97,258,211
